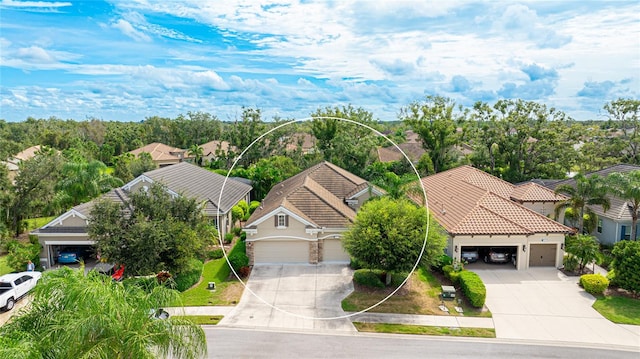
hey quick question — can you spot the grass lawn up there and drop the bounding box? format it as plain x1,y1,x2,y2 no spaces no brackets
173,315,223,325
0,256,12,275
592,295,640,325
354,322,495,338
342,267,491,318
179,241,246,306
23,216,56,231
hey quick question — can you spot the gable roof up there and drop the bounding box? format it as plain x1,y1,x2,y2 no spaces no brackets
245,161,373,228
511,182,566,203
200,140,236,156
130,162,252,215
545,164,640,222
12,145,43,162
417,165,571,236
129,142,185,162
377,142,425,163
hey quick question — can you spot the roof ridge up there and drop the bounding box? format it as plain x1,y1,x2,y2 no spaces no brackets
302,177,355,221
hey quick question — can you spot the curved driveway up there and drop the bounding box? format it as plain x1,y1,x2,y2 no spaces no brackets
475,268,640,349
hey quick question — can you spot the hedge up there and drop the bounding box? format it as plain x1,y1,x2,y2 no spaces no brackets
353,269,385,288
459,271,486,308
580,274,609,295
442,265,462,285
173,258,204,292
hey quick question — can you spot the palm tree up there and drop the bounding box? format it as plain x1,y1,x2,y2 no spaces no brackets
607,170,640,241
554,173,610,234
0,267,207,358
56,160,124,207
188,144,204,167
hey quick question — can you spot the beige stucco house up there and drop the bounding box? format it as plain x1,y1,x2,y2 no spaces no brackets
33,162,251,268
129,142,187,167
243,161,383,265
418,165,572,270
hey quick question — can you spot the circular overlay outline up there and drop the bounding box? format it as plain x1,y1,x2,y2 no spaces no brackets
216,116,430,320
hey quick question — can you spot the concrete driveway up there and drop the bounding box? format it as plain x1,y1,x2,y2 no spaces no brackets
218,264,356,332
475,268,640,349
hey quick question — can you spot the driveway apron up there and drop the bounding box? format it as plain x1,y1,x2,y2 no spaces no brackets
218,264,356,332
475,268,640,349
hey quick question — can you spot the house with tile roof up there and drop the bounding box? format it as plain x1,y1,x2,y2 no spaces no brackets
33,162,252,268
545,164,640,245
199,140,237,164
4,145,52,182
417,165,572,269
243,161,384,265
129,142,187,167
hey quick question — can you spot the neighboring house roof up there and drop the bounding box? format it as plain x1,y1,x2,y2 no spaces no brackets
12,145,43,162
129,142,185,162
418,165,571,236
377,142,425,163
245,161,375,228
511,182,566,203
1,160,19,171
200,140,236,157
285,133,317,153
545,164,640,222
125,162,252,216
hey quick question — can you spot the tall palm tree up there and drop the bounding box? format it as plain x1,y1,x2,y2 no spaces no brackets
0,267,207,359
554,173,610,234
188,144,204,167
56,160,124,207
607,170,640,241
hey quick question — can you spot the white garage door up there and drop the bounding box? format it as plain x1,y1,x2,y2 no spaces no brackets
323,239,350,262
253,240,309,264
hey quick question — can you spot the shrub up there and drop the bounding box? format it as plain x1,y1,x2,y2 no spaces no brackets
223,233,234,244
240,232,247,241
228,252,249,272
232,227,242,236
563,254,579,272
350,257,363,270
459,271,486,308
596,249,614,269
580,274,609,296
353,269,385,288
611,240,640,295
208,249,224,260
442,264,463,285
231,205,244,225
248,201,261,215
173,258,204,292
434,254,452,271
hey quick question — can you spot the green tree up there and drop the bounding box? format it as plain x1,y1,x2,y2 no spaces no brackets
401,95,462,173
343,197,447,284
88,183,209,276
113,152,156,182
4,239,40,272
604,98,639,164
610,240,640,295
565,235,600,274
554,174,610,234
8,149,64,235
248,156,300,200
607,170,640,241
188,144,204,167
0,267,207,358
56,160,124,208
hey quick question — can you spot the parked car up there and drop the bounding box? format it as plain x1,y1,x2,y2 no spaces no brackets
56,247,88,264
461,247,479,263
483,247,512,264
0,271,42,311
149,308,170,320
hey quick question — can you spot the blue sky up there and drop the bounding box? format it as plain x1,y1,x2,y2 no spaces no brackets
1,0,638,122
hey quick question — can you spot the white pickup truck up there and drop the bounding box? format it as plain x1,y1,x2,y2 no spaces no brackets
0,271,42,311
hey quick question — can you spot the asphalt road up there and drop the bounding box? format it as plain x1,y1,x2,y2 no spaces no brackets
203,327,639,359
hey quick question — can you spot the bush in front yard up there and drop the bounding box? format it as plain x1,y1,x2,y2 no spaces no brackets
353,269,385,288
173,258,204,292
224,232,234,244
580,274,609,296
207,248,224,260
459,271,486,308
228,251,249,272
442,264,463,285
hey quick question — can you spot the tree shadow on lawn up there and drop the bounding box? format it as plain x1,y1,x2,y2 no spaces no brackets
342,268,491,317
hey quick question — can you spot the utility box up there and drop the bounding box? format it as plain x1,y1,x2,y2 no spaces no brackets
441,285,456,299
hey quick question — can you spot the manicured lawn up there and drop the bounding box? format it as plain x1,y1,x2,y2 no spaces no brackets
354,322,495,338
173,315,223,325
0,256,12,275
178,241,246,306
342,267,491,318
592,295,640,325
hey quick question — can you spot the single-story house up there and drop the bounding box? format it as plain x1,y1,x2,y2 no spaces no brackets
129,142,187,167
32,162,252,268
243,161,384,265
418,165,572,270
545,164,640,245
200,140,237,163
4,145,47,182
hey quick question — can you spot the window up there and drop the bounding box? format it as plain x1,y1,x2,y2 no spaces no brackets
275,214,288,228
597,219,602,233
621,225,630,240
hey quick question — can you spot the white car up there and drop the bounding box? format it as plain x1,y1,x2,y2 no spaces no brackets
0,271,42,311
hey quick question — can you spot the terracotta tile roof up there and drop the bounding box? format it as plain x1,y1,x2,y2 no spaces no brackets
377,142,425,163
417,165,572,235
129,142,185,162
12,145,43,161
511,182,566,202
200,140,236,156
245,161,368,228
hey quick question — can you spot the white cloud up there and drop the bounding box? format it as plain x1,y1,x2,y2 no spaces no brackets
0,0,71,8
111,19,151,42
